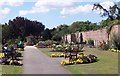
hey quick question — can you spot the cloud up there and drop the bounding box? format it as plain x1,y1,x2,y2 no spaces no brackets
60,4,93,15
100,1,115,10
60,1,115,16
0,0,23,18
18,0,116,16
19,0,77,16
0,8,10,19
0,0,23,7
19,10,28,16
93,1,115,15
35,0,75,8
2,8,10,14
7,0,24,6
19,6,49,16
0,0,5,7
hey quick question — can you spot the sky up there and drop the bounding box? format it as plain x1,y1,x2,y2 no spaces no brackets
0,0,120,29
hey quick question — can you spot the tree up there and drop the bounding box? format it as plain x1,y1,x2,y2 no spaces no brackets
2,24,11,40
93,2,120,41
69,21,99,33
5,17,45,40
42,28,52,40
51,24,70,41
92,2,120,20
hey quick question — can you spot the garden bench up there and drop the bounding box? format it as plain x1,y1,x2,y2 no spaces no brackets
69,46,79,61
64,44,84,62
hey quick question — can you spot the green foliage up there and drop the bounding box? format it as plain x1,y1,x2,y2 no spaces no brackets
42,28,52,40
31,38,39,45
100,19,111,27
99,41,111,50
2,17,45,40
88,39,94,46
7,39,19,45
69,21,99,33
111,33,120,50
2,24,11,40
50,24,70,41
44,40,57,46
93,2,120,20
52,34,62,41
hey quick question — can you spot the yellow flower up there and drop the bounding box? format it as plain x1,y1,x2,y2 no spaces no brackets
116,50,119,52
0,53,5,58
18,48,23,51
83,54,87,56
60,61,66,65
59,53,64,57
51,54,56,57
18,61,23,65
76,59,83,64
60,60,74,65
9,60,13,65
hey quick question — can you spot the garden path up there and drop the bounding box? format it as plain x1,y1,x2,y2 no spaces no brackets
22,46,71,74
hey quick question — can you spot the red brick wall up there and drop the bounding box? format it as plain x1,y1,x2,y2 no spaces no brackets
81,28,108,46
62,24,120,46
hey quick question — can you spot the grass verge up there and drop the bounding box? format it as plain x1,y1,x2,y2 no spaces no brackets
0,65,22,75
38,47,118,74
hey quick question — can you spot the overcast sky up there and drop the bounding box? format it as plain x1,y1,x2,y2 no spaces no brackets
0,0,119,29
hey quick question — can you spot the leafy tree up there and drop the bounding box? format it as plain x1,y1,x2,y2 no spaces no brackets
93,2,120,41
93,2,120,20
2,24,11,40
3,17,45,40
42,28,52,40
69,21,99,33
51,24,70,41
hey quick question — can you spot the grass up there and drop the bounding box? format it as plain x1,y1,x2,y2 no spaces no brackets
38,48,62,56
38,47,118,74
1,65,22,74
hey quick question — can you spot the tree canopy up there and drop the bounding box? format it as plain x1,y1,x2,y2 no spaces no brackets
2,17,45,40
93,2,120,20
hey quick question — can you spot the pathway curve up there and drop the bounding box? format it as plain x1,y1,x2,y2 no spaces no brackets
22,46,71,74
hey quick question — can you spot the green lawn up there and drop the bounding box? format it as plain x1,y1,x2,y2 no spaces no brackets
38,48,62,56
38,47,118,74
2,65,22,74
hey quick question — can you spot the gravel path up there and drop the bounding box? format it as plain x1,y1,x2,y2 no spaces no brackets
22,46,71,74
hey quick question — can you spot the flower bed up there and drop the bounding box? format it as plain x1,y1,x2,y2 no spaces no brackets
50,53,98,65
51,53,69,57
0,58,23,66
109,49,120,53
60,54,98,65
0,53,23,66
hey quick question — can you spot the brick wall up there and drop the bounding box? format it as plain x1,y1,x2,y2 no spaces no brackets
81,28,108,46
62,24,120,46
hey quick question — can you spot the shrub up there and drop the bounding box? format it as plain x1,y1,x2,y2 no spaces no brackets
7,39,19,45
44,40,58,46
111,33,120,50
99,40,111,50
88,39,94,47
